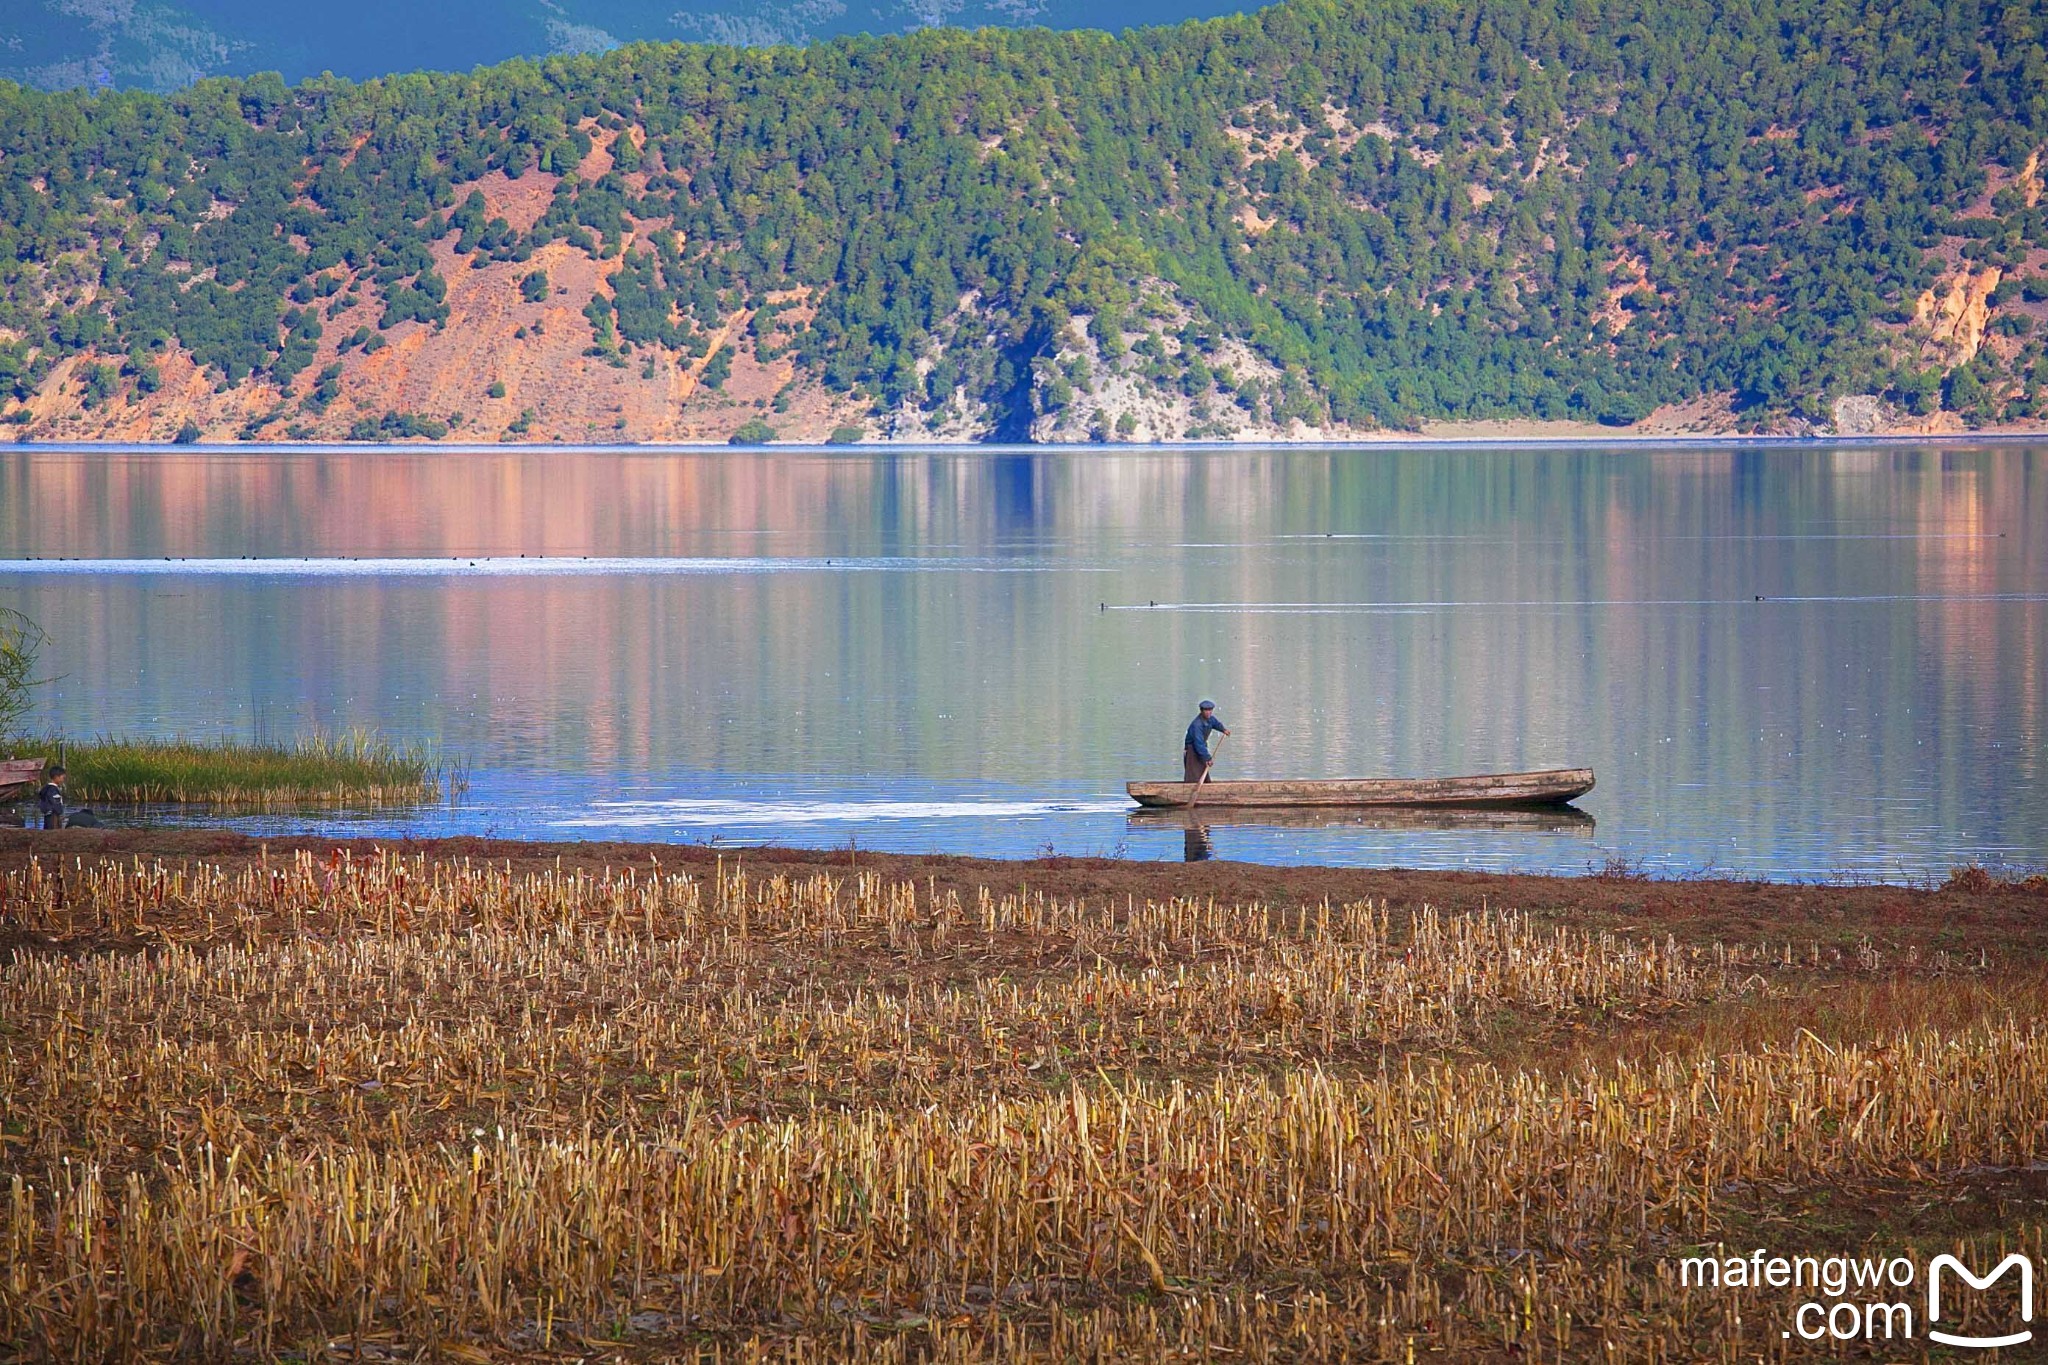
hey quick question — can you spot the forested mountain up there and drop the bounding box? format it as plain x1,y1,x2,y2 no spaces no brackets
2,0,2045,444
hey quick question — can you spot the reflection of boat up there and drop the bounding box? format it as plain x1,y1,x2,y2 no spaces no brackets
1129,804,1596,834
1126,768,1595,810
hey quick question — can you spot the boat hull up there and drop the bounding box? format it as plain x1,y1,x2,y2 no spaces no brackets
1124,767,1595,810
1126,803,1595,833
0,758,45,804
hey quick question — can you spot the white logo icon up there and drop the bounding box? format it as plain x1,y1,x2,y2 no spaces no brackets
1927,1253,2034,1349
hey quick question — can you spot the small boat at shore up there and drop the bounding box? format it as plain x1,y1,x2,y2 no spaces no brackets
1125,767,1594,810
0,758,46,803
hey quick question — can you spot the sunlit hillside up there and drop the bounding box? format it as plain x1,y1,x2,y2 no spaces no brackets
2,0,2045,442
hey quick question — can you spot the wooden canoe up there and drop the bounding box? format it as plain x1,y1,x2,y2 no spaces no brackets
1125,767,1594,810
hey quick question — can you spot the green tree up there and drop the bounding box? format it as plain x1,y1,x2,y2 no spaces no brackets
0,608,48,740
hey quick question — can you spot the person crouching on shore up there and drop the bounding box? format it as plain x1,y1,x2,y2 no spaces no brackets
36,766,98,830
38,765,66,830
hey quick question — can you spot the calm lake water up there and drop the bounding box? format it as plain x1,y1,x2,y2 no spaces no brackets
2,443,2042,878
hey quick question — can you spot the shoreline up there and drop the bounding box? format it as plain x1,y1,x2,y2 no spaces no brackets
6,429,2048,455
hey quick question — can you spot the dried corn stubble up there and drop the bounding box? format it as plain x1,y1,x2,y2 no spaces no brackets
1,852,2041,1360
8,1032,2047,1358
5,859,1752,1166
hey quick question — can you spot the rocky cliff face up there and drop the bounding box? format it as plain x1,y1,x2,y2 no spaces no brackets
1023,301,1327,444
843,276,1374,445
1914,267,2002,368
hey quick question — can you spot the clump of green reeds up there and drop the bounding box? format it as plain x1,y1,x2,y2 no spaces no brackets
39,731,458,807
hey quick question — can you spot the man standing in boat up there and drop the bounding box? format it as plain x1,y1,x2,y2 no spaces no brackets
1183,700,1229,784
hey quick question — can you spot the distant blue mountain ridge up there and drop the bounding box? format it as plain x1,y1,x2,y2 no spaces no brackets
2,0,1259,92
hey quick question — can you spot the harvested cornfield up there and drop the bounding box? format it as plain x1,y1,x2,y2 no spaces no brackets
2,847,2044,1360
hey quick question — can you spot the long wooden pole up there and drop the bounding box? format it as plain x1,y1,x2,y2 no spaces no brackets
1190,731,1223,809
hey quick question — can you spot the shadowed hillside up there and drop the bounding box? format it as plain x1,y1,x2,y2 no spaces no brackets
0,0,1262,94
2,0,2046,443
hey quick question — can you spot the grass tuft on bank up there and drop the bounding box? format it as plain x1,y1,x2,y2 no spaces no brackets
28,732,456,806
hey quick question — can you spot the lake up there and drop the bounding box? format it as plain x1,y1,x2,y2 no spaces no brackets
2,442,2042,879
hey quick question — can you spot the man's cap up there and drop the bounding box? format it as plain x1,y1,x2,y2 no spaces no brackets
1198,700,1215,710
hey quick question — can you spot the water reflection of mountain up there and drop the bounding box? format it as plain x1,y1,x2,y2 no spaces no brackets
0,444,2041,877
